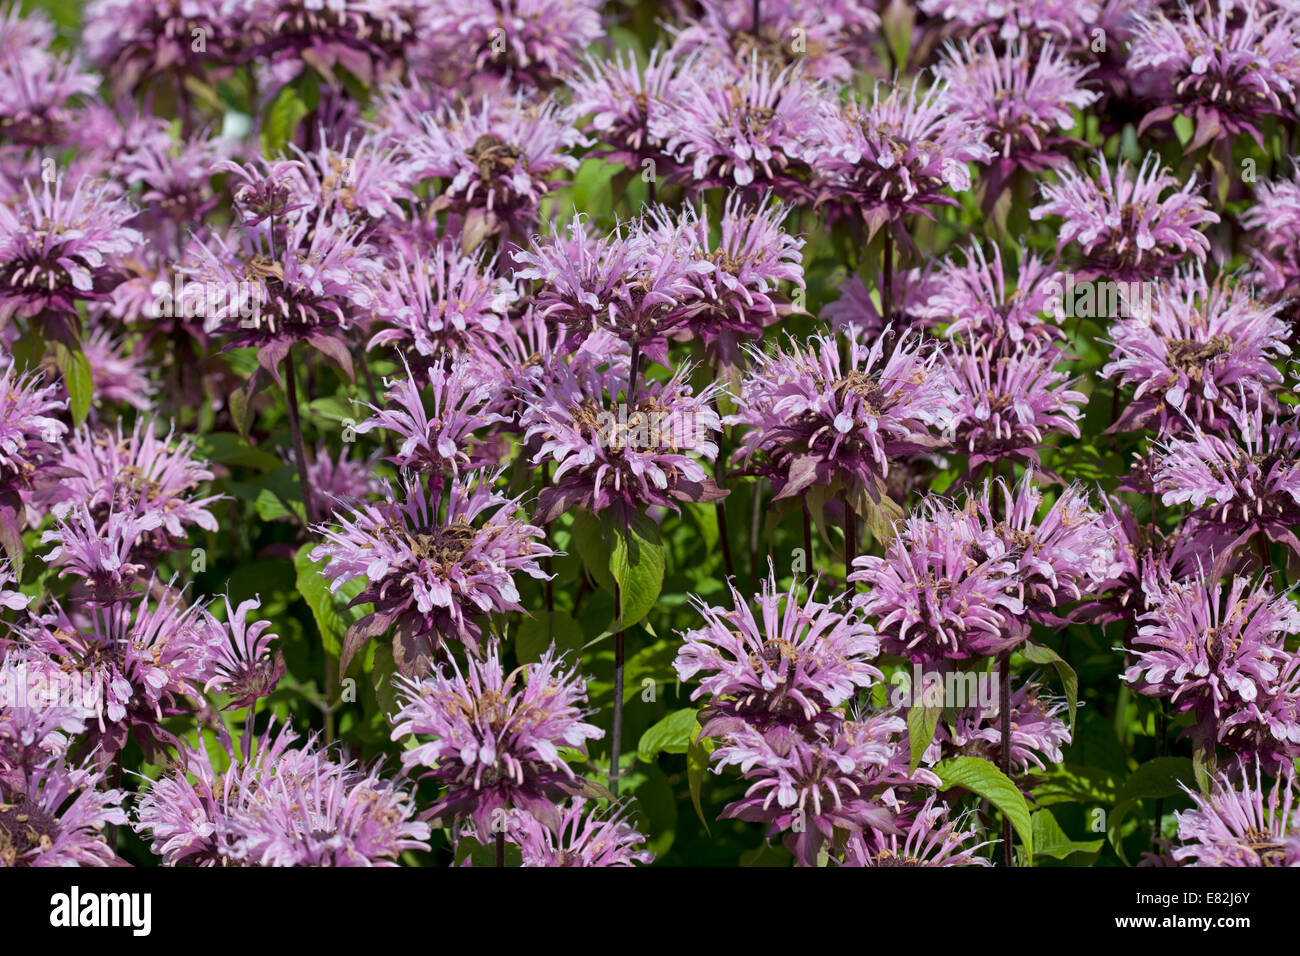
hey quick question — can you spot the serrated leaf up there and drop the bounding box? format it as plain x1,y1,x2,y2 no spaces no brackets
570,508,615,593
1107,756,1195,865
607,510,664,629
935,756,1034,866
907,701,942,773
293,544,368,662
1031,808,1103,861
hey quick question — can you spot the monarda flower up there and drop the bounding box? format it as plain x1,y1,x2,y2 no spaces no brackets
1241,164,1300,304
923,681,1073,772
355,356,508,478
512,798,654,867
243,0,416,87
0,366,67,547
202,595,284,711
946,343,1084,470
0,176,141,338
918,0,1103,50
287,132,417,232
0,649,93,789
813,75,992,240
367,245,517,364
183,216,382,383
850,499,1026,661
710,716,930,867
937,38,1099,179
16,584,220,760
1173,765,1300,867
675,569,883,736
825,266,940,342
390,639,603,834
728,331,955,512
844,794,994,866
310,471,554,673
82,0,238,94
1123,568,1300,756
512,211,710,362
973,473,1122,624
1152,396,1300,564
0,29,97,149
419,0,603,88
921,241,1066,353
1128,0,1300,152
1103,269,1290,434
297,443,385,519
40,505,164,605
646,191,805,369
408,90,586,251
653,53,837,196
566,46,685,173
133,723,430,866
521,356,725,523
0,758,126,867
1029,151,1218,281
45,418,224,555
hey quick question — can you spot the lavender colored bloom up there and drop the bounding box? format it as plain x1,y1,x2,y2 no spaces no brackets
134,723,429,866
1129,0,1300,151
203,596,284,711
844,794,994,866
408,91,586,251
0,758,126,867
675,569,883,736
521,355,724,523
419,0,602,88
924,681,1073,773
0,650,92,789
244,0,416,87
287,132,417,230
1173,765,1300,867
298,442,385,518
728,331,955,511
974,473,1123,623
850,499,1026,662
946,343,1085,469
1124,568,1300,757
40,505,164,605
922,241,1066,352
311,470,554,673
1030,151,1218,281
391,639,603,833
46,418,224,553
0,366,67,514
367,245,517,363
513,798,654,867
355,356,508,478
937,38,1099,177
1104,268,1290,434
83,0,239,94
653,53,837,196
1152,395,1300,564
16,584,219,760
183,216,382,383
646,191,805,368
825,266,939,342
80,327,156,412
1241,163,1300,303
0,176,141,335
813,75,992,239
566,46,686,172
0,27,97,149
711,715,935,867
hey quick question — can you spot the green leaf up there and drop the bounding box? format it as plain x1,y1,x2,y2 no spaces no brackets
907,701,942,773
1031,809,1103,861
371,644,400,718
53,341,92,424
570,508,615,594
637,708,698,762
687,723,713,836
260,83,308,158
292,544,368,662
252,465,306,523
934,756,1034,866
607,510,664,629
1021,642,1079,729
1107,757,1195,865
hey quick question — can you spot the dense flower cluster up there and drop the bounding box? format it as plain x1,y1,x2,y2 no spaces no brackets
3,0,1300,875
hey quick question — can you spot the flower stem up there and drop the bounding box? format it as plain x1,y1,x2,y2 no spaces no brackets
842,489,856,584
753,0,761,33
283,345,318,527
627,340,642,404
802,498,813,573
495,829,505,868
610,627,625,795
882,231,894,329
999,651,1013,866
